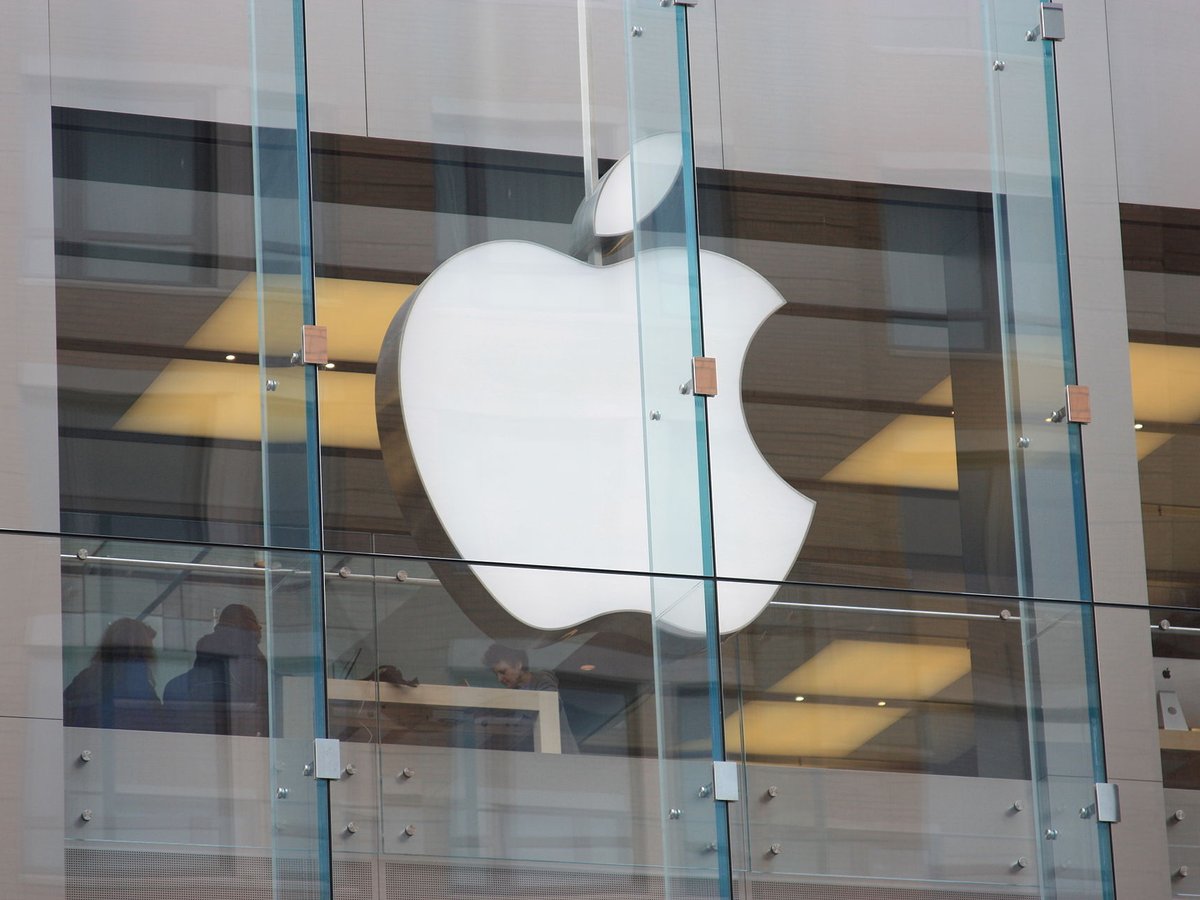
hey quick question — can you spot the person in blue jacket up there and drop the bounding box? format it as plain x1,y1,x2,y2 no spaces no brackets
63,617,163,731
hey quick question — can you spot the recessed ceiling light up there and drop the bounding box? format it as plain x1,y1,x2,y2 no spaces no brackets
794,695,805,702
325,362,336,369
579,664,596,671
877,700,887,707
225,354,236,361
1134,422,1144,430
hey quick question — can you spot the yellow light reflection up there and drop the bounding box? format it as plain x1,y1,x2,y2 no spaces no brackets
116,362,381,449
732,701,907,759
116,276,413,448
823,378,957,491
770,639,971,701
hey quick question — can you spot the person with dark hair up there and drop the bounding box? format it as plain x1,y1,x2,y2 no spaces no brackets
164,604,269,737
480,643,578,752
63,618,163,731
483,643,559,692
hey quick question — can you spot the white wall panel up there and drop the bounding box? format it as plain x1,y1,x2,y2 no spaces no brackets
1108,0,1200,210
361,0,630,161
306,0,367,136
706,0,993,191
0,717,64,899
0,0,59,534
49,0,253,125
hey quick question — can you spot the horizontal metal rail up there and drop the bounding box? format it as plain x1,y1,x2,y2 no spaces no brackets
60,551,441,587
770,600,1018,622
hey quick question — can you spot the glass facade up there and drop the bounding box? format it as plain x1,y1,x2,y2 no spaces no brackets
0,0,1195,897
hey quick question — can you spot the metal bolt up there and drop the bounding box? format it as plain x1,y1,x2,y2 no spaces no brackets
697,784,712,799
1010,800,1024,812
650,410,661,421
679,381,692,395
704,842,718,852
1045,828,1059,840
403,824,417,837
1178,866,1190,879
303,763,314,776
266,379,279,392
631,25,643,37
1015,857,1029,869
993,60,1006,71
343,764,356,777
399,768,415,780
76,548,89,560
1160,619,1172,631
395,570,409,582
1079,806,1093,819
768,843,782,856
669,808,683,820
1018,436,1030,448
1026,29,1038,41
79,809,93,823
766,785,780,799
1172,809,1186,823
79,750,93,763
999,609,1013,621
277,787,290,799
337,566,352,579
290,351,301,365
345,822,358,834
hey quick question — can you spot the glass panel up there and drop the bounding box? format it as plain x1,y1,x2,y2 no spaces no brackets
61,539,323,896
249,0,320,552
675,2,1087,600
1150,607,1200,887
53,108,263,545
247,0,329,893
725,582,1109,898
981,9,1107,897
323,553,720,892
982,0,1087,601
625,0,726,895
314,0,635,568
1123,211,1200,607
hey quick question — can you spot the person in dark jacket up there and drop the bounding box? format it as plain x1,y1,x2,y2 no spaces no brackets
479,643,578,753
164,604,269,737
63,617,163,731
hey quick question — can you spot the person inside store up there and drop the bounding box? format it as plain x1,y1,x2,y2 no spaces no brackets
478,643,578,753
163,603,269,737
63,617,163,731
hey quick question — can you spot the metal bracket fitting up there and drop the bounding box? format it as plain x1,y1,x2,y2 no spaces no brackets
1040,3,1065,41
692,357,717,397
712,761,739,802
313,738,342,780
1065,385,1091,424
1095,782,1121,823
301,324,329,366
662,0,699,6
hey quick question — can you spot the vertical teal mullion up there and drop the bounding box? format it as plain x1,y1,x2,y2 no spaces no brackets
674,6,732,899
289,2,333,896
249,0,331,892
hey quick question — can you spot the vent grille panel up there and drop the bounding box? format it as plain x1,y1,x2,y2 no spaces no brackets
65,848,1037,900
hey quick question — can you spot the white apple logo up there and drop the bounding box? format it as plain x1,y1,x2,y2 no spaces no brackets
376,136,814,635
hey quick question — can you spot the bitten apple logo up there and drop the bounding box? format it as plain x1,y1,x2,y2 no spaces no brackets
376,135,814,635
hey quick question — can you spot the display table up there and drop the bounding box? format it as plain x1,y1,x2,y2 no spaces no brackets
327,679,562,753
